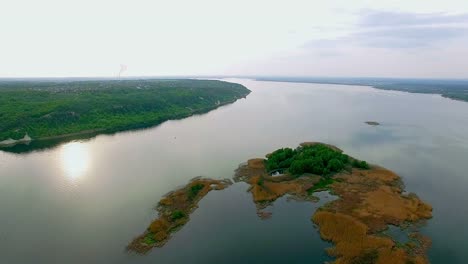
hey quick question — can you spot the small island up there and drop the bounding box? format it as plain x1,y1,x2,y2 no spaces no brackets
128,143,432,263
235,142,432,264
365,121,381,126
0,79,250,147
127,178,232,253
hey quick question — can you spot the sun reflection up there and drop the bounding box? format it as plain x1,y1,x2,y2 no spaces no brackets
60,142,90,180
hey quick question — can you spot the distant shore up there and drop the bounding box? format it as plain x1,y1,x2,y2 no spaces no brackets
256,77,468,103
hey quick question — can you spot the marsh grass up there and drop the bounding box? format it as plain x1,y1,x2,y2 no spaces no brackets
307,177,335,194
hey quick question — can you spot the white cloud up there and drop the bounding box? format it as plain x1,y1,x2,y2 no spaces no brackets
1,0,468,77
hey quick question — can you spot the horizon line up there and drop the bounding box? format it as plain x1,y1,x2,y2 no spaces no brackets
1,75,468,81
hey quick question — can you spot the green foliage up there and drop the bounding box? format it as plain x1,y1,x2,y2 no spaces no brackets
327,158,344,172
265,148,296,171
265,144,370,177
257,177,264,186
307,177,336,194
143,233,157,245
188,183,204,200
266,144,353,176
0,79,250,141
353,160,370,169
171,210,186,220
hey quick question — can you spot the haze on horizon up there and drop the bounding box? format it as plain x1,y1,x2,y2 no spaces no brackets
2,0,468,79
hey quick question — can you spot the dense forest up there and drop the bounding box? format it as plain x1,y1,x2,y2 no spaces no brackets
257,77,468,102
0,79,250,142
265,143,369,177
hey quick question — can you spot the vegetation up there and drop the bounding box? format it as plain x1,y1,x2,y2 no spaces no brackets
143,233,157,245
265,144,368,177
257,177,264,186
353,159,370,169
128,179,232,253
307,177,336,194
188,183,205,200
234,143,433,263
171,210,186,221
0,79,250,142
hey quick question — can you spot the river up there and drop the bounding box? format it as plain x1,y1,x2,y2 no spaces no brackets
1,79,467,263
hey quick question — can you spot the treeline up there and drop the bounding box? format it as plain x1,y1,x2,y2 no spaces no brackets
265,144,369,177
0,79,250,141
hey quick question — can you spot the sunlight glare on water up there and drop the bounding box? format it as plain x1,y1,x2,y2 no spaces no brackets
60,142,90,181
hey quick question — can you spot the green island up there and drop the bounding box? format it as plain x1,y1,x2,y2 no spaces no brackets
128,142,432,264
0,79,250,147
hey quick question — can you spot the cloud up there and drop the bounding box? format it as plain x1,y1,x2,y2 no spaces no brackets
359,10,468,27
304,11,468,50
301,39,346,57
250,10,468,78
3,1,468,77
354,26,468,48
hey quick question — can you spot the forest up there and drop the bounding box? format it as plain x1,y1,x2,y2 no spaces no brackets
265,143,369,177
0,79,250,142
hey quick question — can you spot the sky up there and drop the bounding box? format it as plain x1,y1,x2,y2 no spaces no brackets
1,0,468,78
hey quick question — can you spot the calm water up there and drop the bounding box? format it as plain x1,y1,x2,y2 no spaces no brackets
1,79,467,263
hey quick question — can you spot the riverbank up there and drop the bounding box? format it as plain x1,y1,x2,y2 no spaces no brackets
0,97,246,149
0,134,32,147
0,79,250,148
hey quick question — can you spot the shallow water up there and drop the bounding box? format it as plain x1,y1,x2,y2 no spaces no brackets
1,79,467,263
383,225,411,244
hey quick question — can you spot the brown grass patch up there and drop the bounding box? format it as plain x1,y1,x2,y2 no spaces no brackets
313,166,432,263
313,211,422,264
247,158,265,169
249,175,302,202
149,219,169,233
361,186,433,222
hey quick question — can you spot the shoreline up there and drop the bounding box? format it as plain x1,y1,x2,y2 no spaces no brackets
0,96,247,149
255,78,468,103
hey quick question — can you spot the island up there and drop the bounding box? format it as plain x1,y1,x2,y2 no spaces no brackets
0,79,250,147
127,178,232,253
365,121,380,126
128,142,432,264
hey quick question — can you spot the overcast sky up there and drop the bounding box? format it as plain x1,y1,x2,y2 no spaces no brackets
2,0,468,78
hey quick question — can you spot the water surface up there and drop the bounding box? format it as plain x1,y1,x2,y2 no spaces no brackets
1,79,467,263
